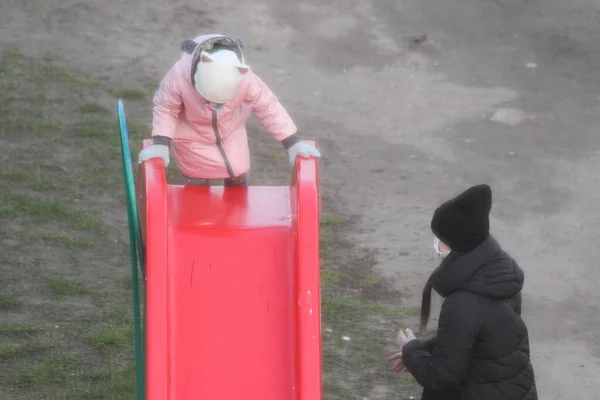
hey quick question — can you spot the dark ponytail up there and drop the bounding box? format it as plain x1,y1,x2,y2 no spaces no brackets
419,271,436,331
419,252,459,331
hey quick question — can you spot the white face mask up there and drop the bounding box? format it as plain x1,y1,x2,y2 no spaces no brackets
194,50,251,104
433,236,451,259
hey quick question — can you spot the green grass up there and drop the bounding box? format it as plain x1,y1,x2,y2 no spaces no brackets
319,210,422,399
0,324,38,338
108,87,147,100
0,343,46,359
320,213,345,226
1,224,95,250
0,293,22,310
0,194,103,232
89,326,134,352
363,273,386,288
44,275,87,297
321,267,344,286
36,232,94,248
0,47,141,400
79,103,110,114
17,355,78,387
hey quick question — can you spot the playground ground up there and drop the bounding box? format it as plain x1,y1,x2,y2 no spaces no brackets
1,0,600,399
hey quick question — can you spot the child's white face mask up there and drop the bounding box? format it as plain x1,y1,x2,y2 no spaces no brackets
433,236,451,259
194,50,251,104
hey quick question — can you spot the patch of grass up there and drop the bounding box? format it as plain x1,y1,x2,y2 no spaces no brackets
17,355,78,388
0,343,25,358
0,46,23,61
0,324,37,338
321,268,344,286
0,51,144,400
319,204,422,399
0,293,22,310
35,63,101,89
319,247,331,259
108,87,147,100
0,48,147,197
320,228,335,243
323,294,366,325
0,193,103,232
320,213,344,226
79,103,110,114
45,275,87,297
323,293,416,328
38,232,94,248
74,117,119,142
365,301,418,321
89,326,133,351
0,48,23,79
0,343,45,359
322,377,355,398
363,273,386,288
75,364,136,399
4,228,94,249
1,167,30,183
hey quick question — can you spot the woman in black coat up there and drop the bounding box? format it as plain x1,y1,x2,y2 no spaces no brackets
390,184,538,400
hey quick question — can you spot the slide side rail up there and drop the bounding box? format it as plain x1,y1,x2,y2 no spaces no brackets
138,139,169,400
291,142,322,400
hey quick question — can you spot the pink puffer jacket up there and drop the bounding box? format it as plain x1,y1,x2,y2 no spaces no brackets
151,34,298,179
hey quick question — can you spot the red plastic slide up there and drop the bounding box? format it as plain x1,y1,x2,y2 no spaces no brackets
136,139,322,400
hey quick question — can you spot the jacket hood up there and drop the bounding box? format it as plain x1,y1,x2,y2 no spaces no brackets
179,34,246,86
432,235,524,299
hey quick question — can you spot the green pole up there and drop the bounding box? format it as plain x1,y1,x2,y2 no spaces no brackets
117,99,146,400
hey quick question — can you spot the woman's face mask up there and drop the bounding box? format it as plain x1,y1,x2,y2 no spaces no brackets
433,236,451,259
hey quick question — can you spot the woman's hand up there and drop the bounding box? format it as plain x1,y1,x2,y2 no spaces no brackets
387,328,417,373
387,352,407,373
396,328,417,348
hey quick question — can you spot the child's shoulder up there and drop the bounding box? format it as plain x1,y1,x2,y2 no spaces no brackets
164,57,190,79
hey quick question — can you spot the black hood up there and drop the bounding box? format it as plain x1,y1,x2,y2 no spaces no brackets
433,235,524,299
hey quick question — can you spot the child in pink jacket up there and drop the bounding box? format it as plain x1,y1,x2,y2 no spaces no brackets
138,33,321,186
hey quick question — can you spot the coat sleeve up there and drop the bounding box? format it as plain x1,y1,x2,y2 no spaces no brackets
402,292,479,392
505,292,522,316
243,73,298,143
151,63,183,143
422,336,437,353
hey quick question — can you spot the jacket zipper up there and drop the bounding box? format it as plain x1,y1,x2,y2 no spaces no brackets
211,111,235,178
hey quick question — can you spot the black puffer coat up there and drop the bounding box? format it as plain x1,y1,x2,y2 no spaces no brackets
402,236,537,400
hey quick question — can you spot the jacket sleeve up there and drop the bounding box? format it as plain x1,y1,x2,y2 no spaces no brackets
505,292,522,316
243,73,298,145
151,63,183,145
422,336,437,353
402,292,479,392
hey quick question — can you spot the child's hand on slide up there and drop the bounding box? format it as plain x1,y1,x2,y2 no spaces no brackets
138,144,170,167
287,141,321,165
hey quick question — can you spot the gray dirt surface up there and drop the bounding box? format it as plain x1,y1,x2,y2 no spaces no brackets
2,0,599,398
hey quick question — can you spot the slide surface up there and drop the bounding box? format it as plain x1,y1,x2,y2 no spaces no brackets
136,140,322,400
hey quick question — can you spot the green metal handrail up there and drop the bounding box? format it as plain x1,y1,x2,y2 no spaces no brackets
117,99,146,400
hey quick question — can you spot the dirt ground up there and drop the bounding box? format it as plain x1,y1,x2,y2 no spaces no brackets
1,0,600,399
